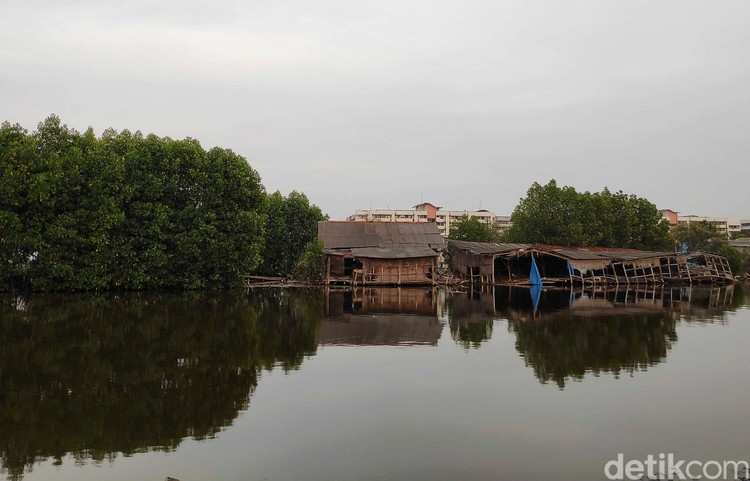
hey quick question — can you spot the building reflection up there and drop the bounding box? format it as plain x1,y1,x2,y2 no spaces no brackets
446,283,744,323
320,287,442,346
446,284,744,388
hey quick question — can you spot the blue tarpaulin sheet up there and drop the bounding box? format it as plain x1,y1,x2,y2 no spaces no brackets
530,257,542,286
530,283,541,311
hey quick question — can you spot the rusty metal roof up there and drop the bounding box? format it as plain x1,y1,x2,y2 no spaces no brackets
350,245,438,259
319,221,445,249
542,248,609,261
446,239,532,255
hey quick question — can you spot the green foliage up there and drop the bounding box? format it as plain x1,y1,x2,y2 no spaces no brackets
504,180,673,250
257,191,326,277
0,115,283,290
717,244,742,275
448,215,499,242
292,238,325,281
670,221,725,252
742,253,750,275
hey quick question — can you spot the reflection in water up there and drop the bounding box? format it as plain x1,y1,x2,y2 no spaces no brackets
447,284,745,388
442,289,496,349
509,310,678,389
0,289,322,480
0,285,745,479
321,288,442,346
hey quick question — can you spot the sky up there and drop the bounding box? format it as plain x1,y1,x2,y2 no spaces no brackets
2,0,749,221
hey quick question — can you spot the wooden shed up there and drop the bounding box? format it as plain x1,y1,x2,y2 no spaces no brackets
319,221,445,286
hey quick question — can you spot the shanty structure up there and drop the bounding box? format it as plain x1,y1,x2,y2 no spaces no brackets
319,221,444,285
447,240,532,285
447,240,734,286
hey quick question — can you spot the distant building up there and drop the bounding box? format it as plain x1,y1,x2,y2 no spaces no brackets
741,220,750,235
660,210,742,238
347,202,511,237
676,215,740,237
659,209,679,226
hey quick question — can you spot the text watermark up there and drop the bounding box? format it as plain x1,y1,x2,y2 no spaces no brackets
605,453,750,480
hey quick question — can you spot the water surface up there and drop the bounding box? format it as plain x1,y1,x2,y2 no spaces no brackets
1,285,748,481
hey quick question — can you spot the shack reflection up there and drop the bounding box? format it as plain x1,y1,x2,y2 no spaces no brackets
445,284,743,323
320,287,442,346
446,284,743,388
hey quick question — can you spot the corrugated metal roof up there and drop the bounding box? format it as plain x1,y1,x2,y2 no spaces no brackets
544,248,609,261
447,239,532,255
349,245,438,259
319,221,445,249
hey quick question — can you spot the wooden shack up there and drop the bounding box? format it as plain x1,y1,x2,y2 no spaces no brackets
319,221,444,286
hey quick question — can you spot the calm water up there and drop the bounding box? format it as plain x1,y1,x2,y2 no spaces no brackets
1,285,748,481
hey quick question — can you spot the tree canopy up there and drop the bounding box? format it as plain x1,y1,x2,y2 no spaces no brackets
257,191,326,277
0,115,326,290
670,221,725,252
503,180,673,250
448,215,499,242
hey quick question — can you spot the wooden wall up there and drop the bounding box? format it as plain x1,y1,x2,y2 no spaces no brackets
361,257,435,285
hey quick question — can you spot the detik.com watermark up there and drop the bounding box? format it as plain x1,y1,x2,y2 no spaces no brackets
604,453,750,480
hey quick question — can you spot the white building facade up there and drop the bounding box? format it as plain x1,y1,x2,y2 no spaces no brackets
676,215,741,237
347,202,511,238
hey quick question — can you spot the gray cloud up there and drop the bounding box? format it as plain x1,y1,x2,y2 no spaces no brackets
2,0,748,220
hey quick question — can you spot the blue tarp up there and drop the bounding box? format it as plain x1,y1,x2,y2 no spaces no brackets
529,257,542,311
530,283,542,311
530,257,542,286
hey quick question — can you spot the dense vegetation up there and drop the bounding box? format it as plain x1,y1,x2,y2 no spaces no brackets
504,180,673,250
0,116,325,291
257,191,326,277
448,215,500,243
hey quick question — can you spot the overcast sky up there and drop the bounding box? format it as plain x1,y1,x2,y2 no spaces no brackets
2,0,748,220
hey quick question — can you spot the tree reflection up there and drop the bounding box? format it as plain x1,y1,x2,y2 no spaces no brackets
443,289,496,349
0,289,322,480
507,311,678,388
447,285,741,387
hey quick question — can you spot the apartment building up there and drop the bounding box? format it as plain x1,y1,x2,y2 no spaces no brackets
675,215,741,237
660,210,746,238
347,202,511,237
